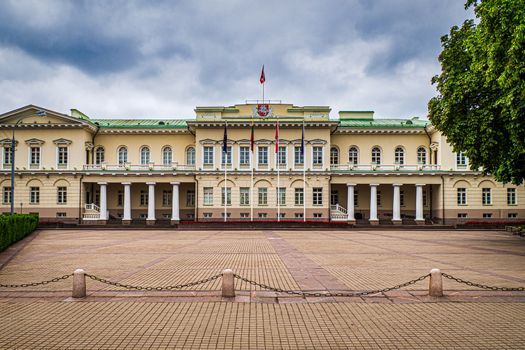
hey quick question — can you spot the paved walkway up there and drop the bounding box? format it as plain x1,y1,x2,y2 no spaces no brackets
0,229,524,349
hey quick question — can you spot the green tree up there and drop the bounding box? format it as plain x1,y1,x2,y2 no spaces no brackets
428,0,525,184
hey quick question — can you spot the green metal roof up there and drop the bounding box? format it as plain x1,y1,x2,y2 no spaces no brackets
91,119,190,129
339,118,428,128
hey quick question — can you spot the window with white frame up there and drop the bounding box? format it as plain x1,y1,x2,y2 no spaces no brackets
482,188,492,205
221,146,232,165
162,190,172,206
162,147,172,165
117,191,123,207
294,146,304,165
458,213,468,218
203,146,214,165
295,213,304,219
313,146,323,166
258,188,268,205
30,146,41,166
3,146,12,166
457,188,467,205
140,146,150,165
240,213,249,219
330,190,338,206
240,187,250,206
95,147,104,165
186,190,195,207
313,188,323,205
258,146,268,165
221,187,231,206
203,213,212,218
118,146,128,164
377,190,381,207
258,213,267,218
417,147,427,165
277,146,287,166
57,187,67,204
30,187,40,204
239,146,250,165
203,187,213,205
371,147,381,165
186,147,195,165
508,213,517,218
483,213,492,218
507,188,516,205
354,189,359,206
2,187,12,204
456,152,467,168
295,188,304,205
348,147,359,165
394,147,405,165
140,190,148,206
57,146,68,167
400,190,405,206
277,187,286,206
330,147,339,165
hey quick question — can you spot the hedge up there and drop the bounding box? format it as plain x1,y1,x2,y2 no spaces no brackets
0,213,39,252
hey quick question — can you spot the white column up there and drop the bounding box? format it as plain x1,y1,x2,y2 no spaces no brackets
98,182,107,221
122,182,131,222
415,184,425,223
147,182,156,222
347,184,355,222
171,182,180,223
392,184,402,223
369,184,379,223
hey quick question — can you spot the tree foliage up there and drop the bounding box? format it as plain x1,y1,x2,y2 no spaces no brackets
429,0,525,184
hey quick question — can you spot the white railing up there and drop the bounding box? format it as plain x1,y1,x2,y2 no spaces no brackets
83,164,196,171
85,203,100,212
330,164,441,171
82,213,100,220
330,204,348,221
330,204,347,215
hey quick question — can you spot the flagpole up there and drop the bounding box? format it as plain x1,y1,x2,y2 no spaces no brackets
251,150,254,222
303,120,306,222
224,121,227,222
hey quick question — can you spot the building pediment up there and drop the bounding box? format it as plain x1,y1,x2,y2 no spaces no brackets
25,138,45,145
309,139,327,145
0,138,18,146
53,138,73,145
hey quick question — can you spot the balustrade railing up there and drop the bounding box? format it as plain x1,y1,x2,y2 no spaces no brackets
330,164,441,171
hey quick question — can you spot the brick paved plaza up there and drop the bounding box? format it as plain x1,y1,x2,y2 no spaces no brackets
1,229,525,349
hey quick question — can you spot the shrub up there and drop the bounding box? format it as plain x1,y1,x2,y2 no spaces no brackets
0,213,39,251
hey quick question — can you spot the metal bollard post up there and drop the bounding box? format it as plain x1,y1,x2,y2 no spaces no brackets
429,268,443,297
221,269,235,298
72,268,86,298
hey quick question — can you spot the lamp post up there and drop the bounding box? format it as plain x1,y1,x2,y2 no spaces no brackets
10,110,46,214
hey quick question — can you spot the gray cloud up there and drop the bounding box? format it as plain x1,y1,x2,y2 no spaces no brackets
0,0,472,118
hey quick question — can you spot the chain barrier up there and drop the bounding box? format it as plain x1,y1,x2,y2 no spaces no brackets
84,273,222,291
234,273,431,297
0,274,73,288
442,273,525,292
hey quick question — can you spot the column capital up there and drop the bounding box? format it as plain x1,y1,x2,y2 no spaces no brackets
170,182,180,186
122,182,131,185
146,182,156,185
415,183,426,187
346,183,356,187
392,183,403,187
97,182,107,185
369,183,379,187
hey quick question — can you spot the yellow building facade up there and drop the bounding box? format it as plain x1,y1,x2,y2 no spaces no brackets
0,103,523,225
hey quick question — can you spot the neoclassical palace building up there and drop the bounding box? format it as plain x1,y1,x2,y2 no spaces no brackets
0,103,523,225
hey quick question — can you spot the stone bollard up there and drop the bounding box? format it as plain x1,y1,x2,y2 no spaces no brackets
221,269,235,298
429,268,443,297
72,269,86,298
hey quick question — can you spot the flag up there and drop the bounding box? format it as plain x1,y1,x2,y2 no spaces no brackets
222,122,228,154
260,65,265,84
275,120,279,153
301,122,305,156
250,120,255,152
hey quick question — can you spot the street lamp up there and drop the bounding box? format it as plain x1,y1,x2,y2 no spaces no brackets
10,110,46,214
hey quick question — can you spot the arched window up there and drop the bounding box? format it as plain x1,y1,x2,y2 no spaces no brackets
371,147,381,165
417,147,427,164
348,146,359,165
117,146,127,165
140,146,150,165
330,147,339,165
162,146,172,165
394,147,405,165
95,146,105,165
186,147,195,165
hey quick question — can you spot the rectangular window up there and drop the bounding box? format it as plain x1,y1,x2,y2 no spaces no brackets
457,188,467,206
483,213,492,218
221,187,231,206
239,146,250,165
203,146,214,165
186,190,195,207
457,213,467,218
507,188,516,205
117,191,123,207
140,190,148,206
295,213,304,219
313,146,323,165
240,187,250,206
3,146,12,166
294,146,304,165
400,190,405,207
313,188,323,206
221,212,231,218
456,152,467,168
203,213,212,218
240,213,249,219
30,147,40,166
313,213,322,218
57,146,68,166
162,190,172,207
56,212,67,218
2,187,12,204
30,187,40,204
354,189,359,207
482,188,492,206
203,187,213,206
258,188,268,205
57,187,67,204
277,213,285,218
258,213,267,218
277,146,287,166
258,146,268,165
277,187,286,206
330,190,338,206
295,188,304,206
221,146,232,165
377,191,381,207
508,213,517,218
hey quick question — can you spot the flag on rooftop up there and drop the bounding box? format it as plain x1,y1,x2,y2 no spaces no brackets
260,65,265,84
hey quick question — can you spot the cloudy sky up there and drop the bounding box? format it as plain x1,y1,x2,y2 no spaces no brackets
0,0,473,119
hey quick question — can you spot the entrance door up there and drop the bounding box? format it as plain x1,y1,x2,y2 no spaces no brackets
330,190,339,206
